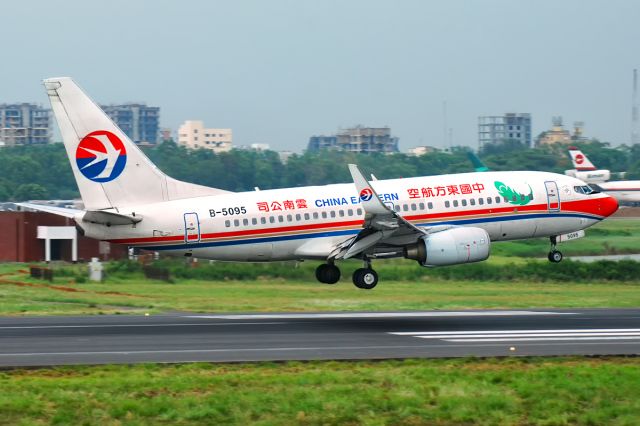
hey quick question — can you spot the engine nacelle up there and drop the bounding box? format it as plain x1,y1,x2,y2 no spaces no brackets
565,169,610,184
404,227,490,267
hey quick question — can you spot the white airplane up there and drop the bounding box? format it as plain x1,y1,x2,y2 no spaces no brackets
21,77,619,289
565,146,640,203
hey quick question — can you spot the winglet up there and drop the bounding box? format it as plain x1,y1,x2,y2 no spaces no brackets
348,164,389,215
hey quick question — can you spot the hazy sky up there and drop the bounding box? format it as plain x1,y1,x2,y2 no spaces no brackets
2,0,639,152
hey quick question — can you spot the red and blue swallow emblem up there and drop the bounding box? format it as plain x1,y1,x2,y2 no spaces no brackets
75,130,127,182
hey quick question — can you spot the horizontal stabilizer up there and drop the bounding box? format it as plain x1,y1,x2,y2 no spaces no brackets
16,202,142,226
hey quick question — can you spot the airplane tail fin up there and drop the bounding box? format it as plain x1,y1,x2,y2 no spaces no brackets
467,151,490,172
568,146,596,171
43,77,230,211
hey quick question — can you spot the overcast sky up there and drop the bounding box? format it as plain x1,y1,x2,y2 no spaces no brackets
1,0,639,152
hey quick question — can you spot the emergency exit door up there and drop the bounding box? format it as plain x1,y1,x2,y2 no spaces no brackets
183,212,201,243
544,181,560,212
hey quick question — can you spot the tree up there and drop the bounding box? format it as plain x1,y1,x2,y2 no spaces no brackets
13,183,48,201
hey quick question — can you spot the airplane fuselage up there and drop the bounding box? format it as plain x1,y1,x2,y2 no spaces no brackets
81,170,616,262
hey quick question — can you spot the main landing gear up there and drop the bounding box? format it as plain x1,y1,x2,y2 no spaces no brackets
315,260,379,289
548,236,563,263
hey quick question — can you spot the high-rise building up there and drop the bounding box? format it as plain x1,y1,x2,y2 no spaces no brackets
307,126,399,153
478,113,532,149
0,103,51,146
178,120,232,152
101,103,159,145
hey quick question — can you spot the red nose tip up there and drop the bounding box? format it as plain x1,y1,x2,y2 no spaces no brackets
600,195,619,217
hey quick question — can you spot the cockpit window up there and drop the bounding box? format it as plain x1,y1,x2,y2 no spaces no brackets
574,185,595,195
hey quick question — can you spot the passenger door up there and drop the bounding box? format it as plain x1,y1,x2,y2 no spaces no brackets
545,181,560,212
183,212,200,243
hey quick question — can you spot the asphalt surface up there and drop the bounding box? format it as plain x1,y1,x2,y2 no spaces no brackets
2,309,640,367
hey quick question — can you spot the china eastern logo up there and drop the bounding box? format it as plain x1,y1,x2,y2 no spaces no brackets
359,188,373,202
75,130,127,182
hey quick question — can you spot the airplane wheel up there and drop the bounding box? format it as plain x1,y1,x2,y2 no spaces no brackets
548,250,563,263
315,264,340,284
353,268,378,290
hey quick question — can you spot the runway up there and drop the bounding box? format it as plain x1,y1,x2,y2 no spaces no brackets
2,309,640,367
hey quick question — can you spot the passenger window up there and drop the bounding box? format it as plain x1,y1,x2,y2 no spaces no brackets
419,202,425,210
461,199,467,207
487,197,492,205
453,200,459,207
287,214,293,222
411,203,417,211
428,202,433,209
304,213,310,220
243,218,249,226
445,200,450,208
225,220,230,227
470,199,475,206
261,217,266,224
269,216,275,224
278,215,284,223
495,196,501,203
322,211,327,219
357,208,363,215
403,204,409,212
478,198,484,205
347,209,353,216
394,205,401,212
330,211,336,218
233,219,240,227
295,214,301,221
512,195,517,202
251,218,257,225
503,197,508,203
339,210,345,217
313,212,319,219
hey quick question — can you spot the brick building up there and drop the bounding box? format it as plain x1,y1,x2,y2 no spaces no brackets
0,212,127,262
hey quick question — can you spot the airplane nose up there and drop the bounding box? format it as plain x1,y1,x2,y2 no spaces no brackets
599,195,619,217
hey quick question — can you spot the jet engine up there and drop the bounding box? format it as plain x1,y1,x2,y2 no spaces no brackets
404,227,490,267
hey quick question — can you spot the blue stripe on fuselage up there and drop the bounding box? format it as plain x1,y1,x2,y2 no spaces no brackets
142,212,602,251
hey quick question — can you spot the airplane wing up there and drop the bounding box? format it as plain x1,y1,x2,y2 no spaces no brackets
330,165,451,260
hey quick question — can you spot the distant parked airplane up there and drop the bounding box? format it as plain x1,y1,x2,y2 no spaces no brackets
19,78,619,289
565,147,640,204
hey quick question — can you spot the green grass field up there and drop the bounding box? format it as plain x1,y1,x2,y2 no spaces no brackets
2,357,640,425
1,260,640,316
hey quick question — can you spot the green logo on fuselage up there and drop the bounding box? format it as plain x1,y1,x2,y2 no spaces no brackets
494,181,533,206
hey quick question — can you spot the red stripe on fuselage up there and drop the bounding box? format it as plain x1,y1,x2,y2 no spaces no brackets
107,197,608,246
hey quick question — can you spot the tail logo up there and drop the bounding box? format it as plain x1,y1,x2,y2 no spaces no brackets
574,153,585,165
359,188,373,202
75,130,127,182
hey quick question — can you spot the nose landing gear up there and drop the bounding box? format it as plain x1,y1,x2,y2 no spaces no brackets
548,236,563,263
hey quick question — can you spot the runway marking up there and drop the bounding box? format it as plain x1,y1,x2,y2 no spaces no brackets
0,322,286,330
183,311,575,320
391,328,640,343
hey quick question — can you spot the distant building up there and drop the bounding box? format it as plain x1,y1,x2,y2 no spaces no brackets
536,116,574,146
478,113,532,149
101,103,159,145
408,146,440,156
308,126,399,153
0,103,51,146
178,120,232,152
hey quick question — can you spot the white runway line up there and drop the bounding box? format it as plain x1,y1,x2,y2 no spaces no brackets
0,322,286,330
184,311,575,320
391,328,640,343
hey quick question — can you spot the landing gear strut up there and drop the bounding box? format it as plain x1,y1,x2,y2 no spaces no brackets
315,263,340,284
548,236,563,263
352,259,378,290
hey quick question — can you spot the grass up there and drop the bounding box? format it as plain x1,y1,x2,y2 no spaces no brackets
1,357,640,425
1,261,640,316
